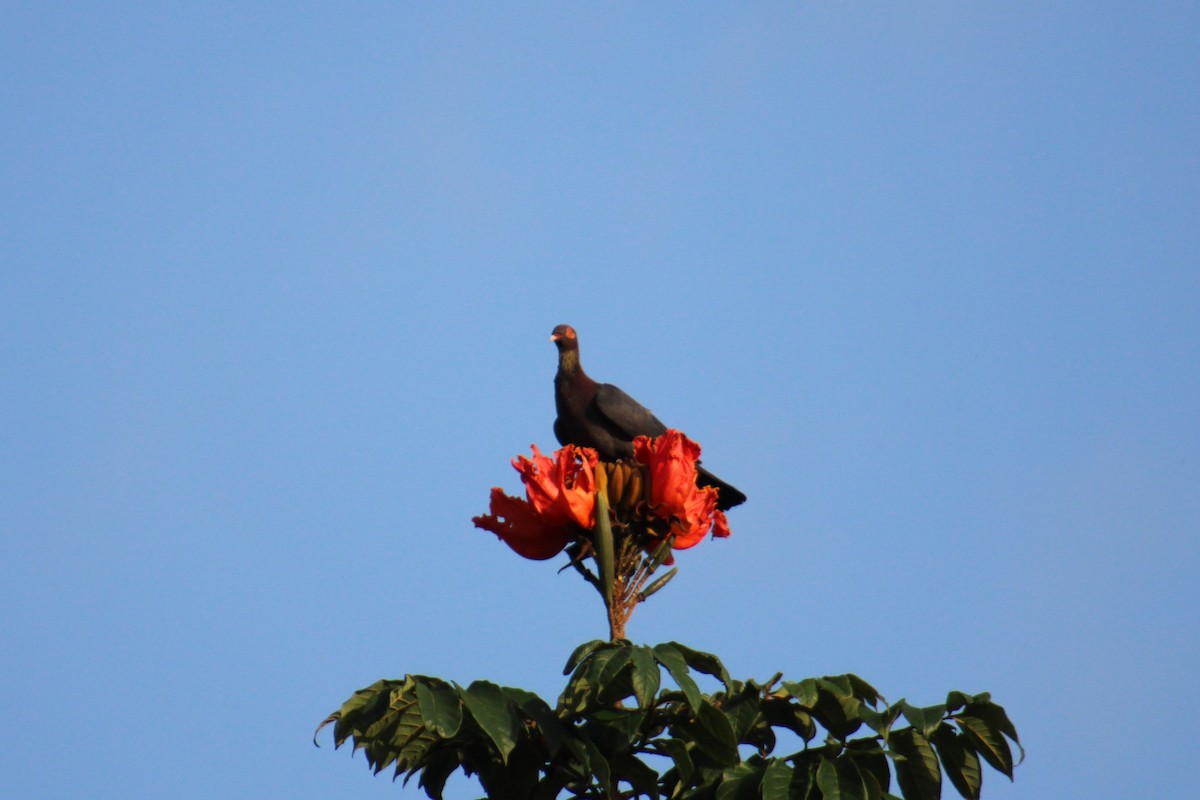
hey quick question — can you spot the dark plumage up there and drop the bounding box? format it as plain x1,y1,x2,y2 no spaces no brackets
550,324,746,511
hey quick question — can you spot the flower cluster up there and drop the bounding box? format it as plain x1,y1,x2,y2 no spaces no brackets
474,430,733,640
473,430,728,561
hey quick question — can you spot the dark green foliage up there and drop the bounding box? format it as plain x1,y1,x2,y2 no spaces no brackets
316,641,1021,800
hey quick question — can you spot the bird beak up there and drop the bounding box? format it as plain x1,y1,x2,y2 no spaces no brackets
550,333,561,342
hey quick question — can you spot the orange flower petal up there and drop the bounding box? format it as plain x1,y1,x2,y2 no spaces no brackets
472,487,571,560
513,445,559,516
555,445,598,529
711,509,731,539
512,443,597,529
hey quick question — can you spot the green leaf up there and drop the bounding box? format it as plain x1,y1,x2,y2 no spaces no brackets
845,675,884,707
889,728,941,800
598,644,635,689
504,687,565,756
760,759,794,800
460,681,521,763
671,642,733,690
761,696,817,742
362,690,408,744
944,692,972,713
659,738,696,791
585,708,647,753
857,770,884,800
962,701,1022,753
415,680,462,738
361,702,405,771
504,740,548,800
561,646,629,713
590,645,637,706
956,713,1014,780
788,757,821,800
846,739,890,796
932,723,982,800
416,749,460,800
560,736,592,775
585,645,626,681
564,640,609,675
558,673,593,714
583,734,615,800
321,679,393,748
815,758,840,800
654,643,703,713
858,703,901,738
717,762,763,800
782,678,819,708
818,676,853,697
898,700,946,740
742,716,777,756
693,699,741,767
611,753,662,800
847,757,884,800
813,682,863,740
351,681,435,775
632,645,662,708
816,756,865,800
722,687,763,742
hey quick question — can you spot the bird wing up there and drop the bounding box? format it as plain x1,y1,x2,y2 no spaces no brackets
594,383,669,440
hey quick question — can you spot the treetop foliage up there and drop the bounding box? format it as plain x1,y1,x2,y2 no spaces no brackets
317,639,1021,800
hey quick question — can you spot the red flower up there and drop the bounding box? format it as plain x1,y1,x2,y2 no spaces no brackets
513,444,598,529
473,488,575,560
633,430,730,550
473,444,598,560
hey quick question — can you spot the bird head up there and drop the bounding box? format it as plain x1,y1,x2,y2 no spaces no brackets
550,324,579,351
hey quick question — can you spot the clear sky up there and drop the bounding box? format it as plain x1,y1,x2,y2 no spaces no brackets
2,4,1196,799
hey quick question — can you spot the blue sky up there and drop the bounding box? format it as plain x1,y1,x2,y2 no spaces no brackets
2,4,1197,798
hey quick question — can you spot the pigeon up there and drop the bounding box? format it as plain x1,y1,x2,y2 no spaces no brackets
550,324,746,511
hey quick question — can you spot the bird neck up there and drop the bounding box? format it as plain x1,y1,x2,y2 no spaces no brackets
557,348,582,377
556,348,599,399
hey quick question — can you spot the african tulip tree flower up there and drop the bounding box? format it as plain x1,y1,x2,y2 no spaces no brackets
513,444,598,529
633,430,730,549
473,488,574,560
473,444,598,560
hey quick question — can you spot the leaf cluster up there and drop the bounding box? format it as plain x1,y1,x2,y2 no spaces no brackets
316,641,1021,800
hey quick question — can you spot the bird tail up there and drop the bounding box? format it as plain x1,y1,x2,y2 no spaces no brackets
696,465,746,511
